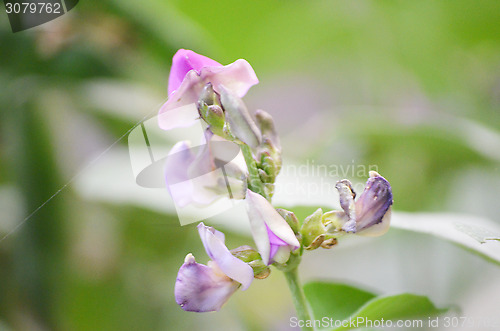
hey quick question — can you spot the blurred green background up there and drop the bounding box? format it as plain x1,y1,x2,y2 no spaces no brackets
1,1,500,330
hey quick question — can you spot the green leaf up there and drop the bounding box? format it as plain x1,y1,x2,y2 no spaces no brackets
304,282,376,322
391,212,500,267
453,222,500,244
342,294,446,331
304,282,446,331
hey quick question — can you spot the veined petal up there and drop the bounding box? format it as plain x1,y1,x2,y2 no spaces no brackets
159,54,259,131
158,70,204,130
168,49,222,96
357,207,392,237
175,253,239,312
200,59,259,98
355,172,393,232
197,223,254,290
245,189,300,265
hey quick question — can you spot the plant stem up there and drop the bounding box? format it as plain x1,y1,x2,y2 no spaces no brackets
284,268,314,331
240,144,268,200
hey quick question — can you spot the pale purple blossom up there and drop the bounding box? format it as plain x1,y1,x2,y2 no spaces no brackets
164,130,246,208
245,189,300,265
175,223,254,312
158,49,259,131
337,171,393,236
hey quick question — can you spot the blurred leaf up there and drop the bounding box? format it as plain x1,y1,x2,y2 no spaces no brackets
344,294,445,330
454,223,500,244
303,282,376,322
304,282,446,331
392,212,500,266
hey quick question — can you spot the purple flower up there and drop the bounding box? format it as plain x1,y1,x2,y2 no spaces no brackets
245,189,300,265
336,171,393,236
175,223,254,312
168,49,222,96
158,49,259,131
164,130,246,208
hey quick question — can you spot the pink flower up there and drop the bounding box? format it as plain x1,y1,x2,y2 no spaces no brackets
158,49,259,131
175,223,254,312
168,50,222,96
245,189,300,265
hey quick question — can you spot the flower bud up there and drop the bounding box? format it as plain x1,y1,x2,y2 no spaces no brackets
263,182,275,199
255,109,280,151
255,110,282,180
219,85,262,148
259,152,279,181
198,84,232,139
276,209,300,234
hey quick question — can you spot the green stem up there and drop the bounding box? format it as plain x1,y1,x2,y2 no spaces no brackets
284,268,314,331
240,144,268,200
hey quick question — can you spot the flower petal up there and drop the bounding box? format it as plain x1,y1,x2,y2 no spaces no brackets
157,101,200,131
164,141,196,207
245,189,300,265
168,49,222,96
197,223,254,290
202,59,259,98
158,71,204,130
175,253,239,312
159,58,259,131
357,207,392,237
354,171,393,232
272,246,292,264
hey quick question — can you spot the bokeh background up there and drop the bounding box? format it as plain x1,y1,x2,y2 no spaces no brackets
1,1,500,330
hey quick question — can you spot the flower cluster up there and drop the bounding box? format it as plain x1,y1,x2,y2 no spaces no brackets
159,50,393,312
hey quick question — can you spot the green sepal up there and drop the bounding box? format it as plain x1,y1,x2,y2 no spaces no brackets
300,208,327,250
277,208,300,234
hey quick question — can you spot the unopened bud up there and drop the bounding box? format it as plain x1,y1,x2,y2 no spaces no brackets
219,85,262,148
276,208,300,234
259,153,278,180
255,109,282,174
263,182,275,199
198,83,220,107
255,109,280,151
198,84,233,139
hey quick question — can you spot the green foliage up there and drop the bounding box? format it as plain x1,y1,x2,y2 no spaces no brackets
304,282,446,331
